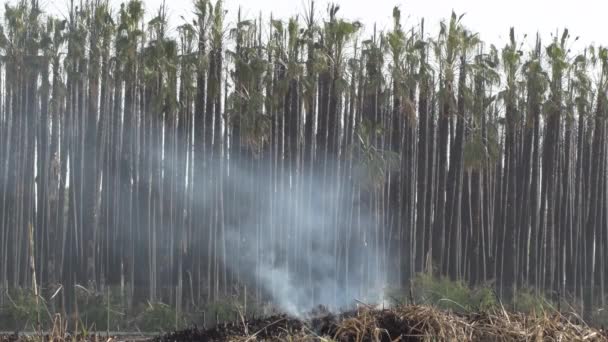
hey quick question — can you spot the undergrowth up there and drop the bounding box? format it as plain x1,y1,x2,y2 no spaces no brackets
1,278,606,332
386,272,601,323
1,288,50,331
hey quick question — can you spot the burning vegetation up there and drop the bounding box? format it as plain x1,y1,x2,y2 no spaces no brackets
145,305,608,341
2,304,606,341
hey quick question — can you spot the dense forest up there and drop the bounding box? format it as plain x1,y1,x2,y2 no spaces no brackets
0,0,607,324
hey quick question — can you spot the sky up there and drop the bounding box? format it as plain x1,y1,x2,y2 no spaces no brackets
42,0,607,49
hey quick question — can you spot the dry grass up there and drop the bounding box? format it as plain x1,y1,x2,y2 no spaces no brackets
0,314,116,342
4,305,607,341
325,305,607,342
223,305,607,341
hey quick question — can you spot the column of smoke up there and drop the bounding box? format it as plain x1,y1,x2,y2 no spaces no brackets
218,158,388,317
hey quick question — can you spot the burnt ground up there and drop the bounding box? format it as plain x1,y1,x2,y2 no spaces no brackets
3,306,608,341
154,315,306,341
154,305,608,342
151,311,456,341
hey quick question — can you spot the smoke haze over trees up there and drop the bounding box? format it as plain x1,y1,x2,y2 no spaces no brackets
0,0,607,322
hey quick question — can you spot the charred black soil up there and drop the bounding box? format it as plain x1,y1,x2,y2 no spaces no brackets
154,305,608,341
3,305,607,341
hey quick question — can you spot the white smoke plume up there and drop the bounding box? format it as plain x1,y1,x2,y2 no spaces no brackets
218,159,389,316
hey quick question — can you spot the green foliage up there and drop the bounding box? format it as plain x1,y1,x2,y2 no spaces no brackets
205,298,237,323
512,288,555,315
408,274,573,316
412,274,497,312
591,306,608,327
472,286,499,312
463,124,501,171
463,136,488,170
1,288,49,330
201,292,267,325
75,286,125,331
354,119,400,190
135,301,184,332
414,273,472,311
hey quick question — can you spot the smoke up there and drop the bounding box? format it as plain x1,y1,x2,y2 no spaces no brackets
216,158,389,317
88,134,391,317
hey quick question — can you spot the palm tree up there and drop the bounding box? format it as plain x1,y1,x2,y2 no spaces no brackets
584,46,607,317
518,37,546,288
432,12,462,274
497,28,522,295
537,30,568,292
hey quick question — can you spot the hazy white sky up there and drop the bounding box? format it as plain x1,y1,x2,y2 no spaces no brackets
44,0,606,48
